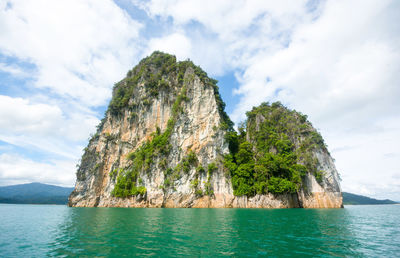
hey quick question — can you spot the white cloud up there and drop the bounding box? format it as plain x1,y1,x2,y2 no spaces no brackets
0,153,76,187
0,62,28,77
140,0,308,40
0,0,142,106
137,0,313,76
0,95,62,135
0,95,98,159
332,119,400,201
229,1,398,120
147,33,192,61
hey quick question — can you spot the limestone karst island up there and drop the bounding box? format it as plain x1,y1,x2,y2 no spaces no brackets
69,52,342,208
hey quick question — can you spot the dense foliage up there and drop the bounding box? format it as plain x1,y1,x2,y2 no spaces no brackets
111,168,147,197
224,102,326,197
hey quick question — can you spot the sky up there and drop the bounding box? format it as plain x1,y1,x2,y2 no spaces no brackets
0,0,399,201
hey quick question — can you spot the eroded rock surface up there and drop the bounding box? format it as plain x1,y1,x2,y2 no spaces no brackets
69,52,342,208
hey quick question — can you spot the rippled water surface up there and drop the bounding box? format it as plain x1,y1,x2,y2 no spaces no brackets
0,204,399,257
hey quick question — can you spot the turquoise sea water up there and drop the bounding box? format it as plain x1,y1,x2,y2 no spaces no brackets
0,204,399,257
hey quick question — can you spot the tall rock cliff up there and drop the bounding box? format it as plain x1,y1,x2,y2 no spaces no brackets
69,52,342,208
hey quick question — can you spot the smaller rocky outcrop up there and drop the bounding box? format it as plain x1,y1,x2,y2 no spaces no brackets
224,102,342,208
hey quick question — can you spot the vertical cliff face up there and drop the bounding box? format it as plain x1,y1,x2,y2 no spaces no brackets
69,52,342,208
298,150,342,208
69,52,234,207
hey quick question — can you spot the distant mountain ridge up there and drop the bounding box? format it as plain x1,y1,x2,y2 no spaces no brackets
0,183,74,205
0,183,397,206
343,192,398,205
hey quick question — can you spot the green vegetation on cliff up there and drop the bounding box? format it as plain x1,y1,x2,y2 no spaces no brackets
108,52,176,116
224,102,326,197
110,52,233,197
108,51,233,130
111,85,187,197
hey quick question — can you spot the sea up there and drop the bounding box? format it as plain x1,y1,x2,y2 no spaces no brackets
0,204,399,257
